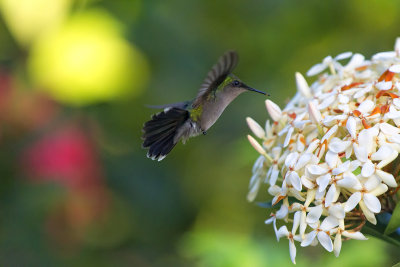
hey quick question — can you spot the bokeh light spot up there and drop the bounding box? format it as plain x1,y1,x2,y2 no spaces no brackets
0,0,72,46
28,9,148,106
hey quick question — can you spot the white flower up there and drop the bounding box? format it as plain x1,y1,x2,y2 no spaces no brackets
343,176,388,224
307,52,353,76
247,37,400,264
301,216,339,252
277,211,302,264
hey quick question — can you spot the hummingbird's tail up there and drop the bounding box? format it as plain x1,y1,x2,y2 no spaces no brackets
142,107,189,161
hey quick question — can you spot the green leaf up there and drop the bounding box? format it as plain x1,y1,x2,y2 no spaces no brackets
362,224,400,247
352,167,361,176
393,261,400,267
384,202,400,235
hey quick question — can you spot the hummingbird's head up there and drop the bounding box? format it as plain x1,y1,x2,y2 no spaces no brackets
223,75,268,96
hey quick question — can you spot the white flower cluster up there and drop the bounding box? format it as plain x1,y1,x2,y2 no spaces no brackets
246,38,400,264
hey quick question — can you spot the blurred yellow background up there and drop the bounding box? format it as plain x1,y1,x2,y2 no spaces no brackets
0,0,399,266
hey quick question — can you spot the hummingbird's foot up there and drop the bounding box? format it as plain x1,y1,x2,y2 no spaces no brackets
202,131,207,135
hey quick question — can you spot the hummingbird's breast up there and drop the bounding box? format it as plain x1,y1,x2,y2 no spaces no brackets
198,89,244,131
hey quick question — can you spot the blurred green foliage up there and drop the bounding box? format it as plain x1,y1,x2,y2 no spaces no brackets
0,0,399,266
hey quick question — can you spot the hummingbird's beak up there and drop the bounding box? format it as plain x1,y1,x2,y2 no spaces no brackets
245,86,269,96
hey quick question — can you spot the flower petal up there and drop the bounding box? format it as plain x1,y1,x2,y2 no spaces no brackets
301,176,315,190
326,150,339,169
359,200,377,224
271,147,282,159
247,175,261,202
329,203,345,219
388,134,400,144
332,160,350,175
325,184,337,207
346,116,357,139
342,231,368,240
368,183,388,197
371,145,394,161
316,173,331,192
306,204,323,224
292,211,301,234
335,51,353,61
322,125,339,144
357,99,374,114
269,168,279,186
301,231,317,247
308,102,322,125
372,51,396,61
345,53,365,70
295,153,312,171
277,225,289,240
361,160,375,177
333,233,342,257
252,155,265,173
358,128,375,154
344,192,361,212
353,144,368,163
307,63,327,76
329,138,351,153
308,165,328,176
364,175,380,192
337,172,362,190
276,204,289,219
375,170,397,187
318,95,336,110
285,152,300,167
377,150,398,169
389,64,400,73
284,127,294,148
265,216,275,225
338,94,349,104
288,171,302,192
363,193,381,213
289,239,297,264
320,216,339,231
317,231,333,252
376,81,393,90
380,122,400,135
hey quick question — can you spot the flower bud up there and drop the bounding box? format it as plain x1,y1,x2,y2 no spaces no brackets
296,72,311,98
247,135,266,155
265,99,282,122
395,37,400,56
246,117,265,139
307,101,322,124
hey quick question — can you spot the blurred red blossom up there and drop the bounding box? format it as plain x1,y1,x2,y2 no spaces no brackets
20,122,112,246
21,123,102,190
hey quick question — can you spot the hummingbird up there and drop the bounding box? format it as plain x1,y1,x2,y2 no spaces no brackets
142,51,267,161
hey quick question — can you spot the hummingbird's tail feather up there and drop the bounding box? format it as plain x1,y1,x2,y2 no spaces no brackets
142,108,189,161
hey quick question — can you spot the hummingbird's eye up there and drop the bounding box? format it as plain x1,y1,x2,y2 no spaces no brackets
233,80,240,86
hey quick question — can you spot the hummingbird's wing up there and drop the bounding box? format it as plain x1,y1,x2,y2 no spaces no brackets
192,50,238,108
